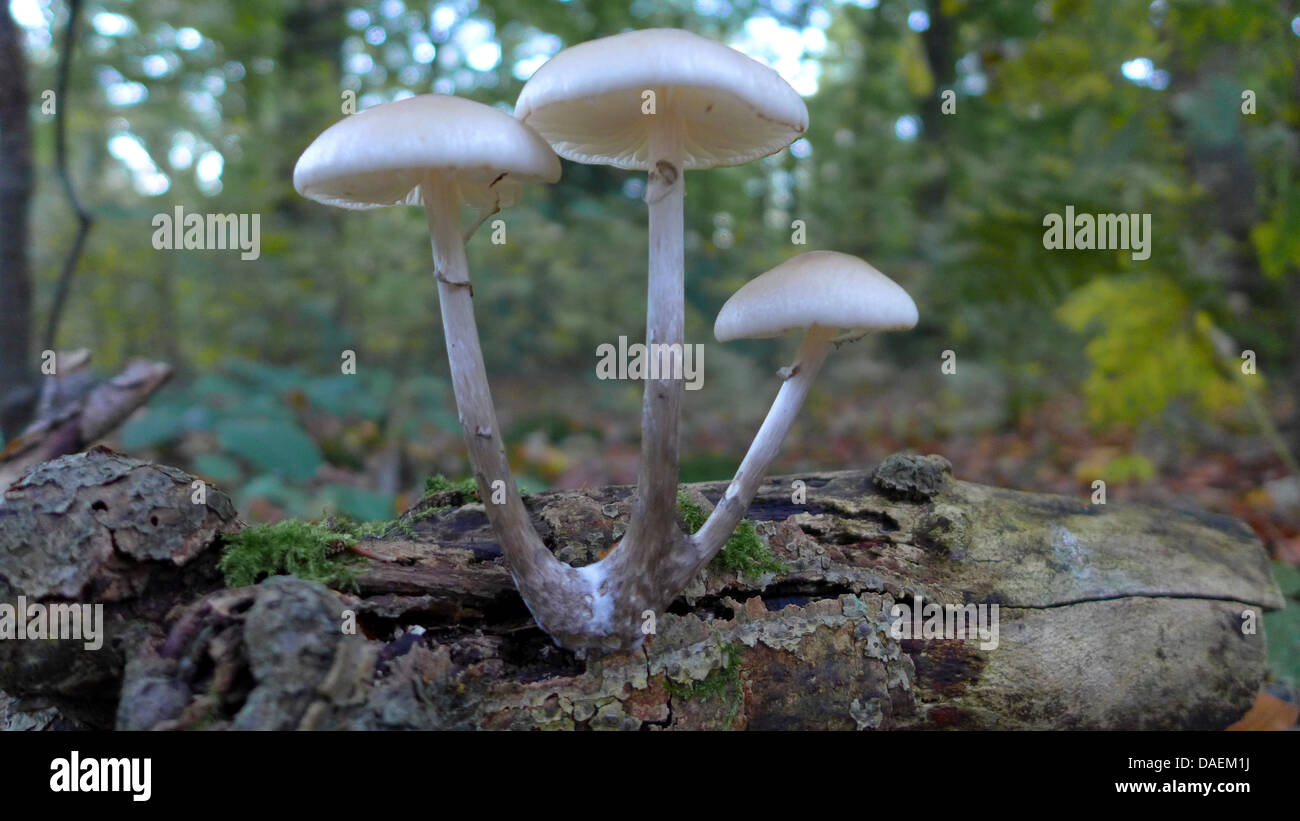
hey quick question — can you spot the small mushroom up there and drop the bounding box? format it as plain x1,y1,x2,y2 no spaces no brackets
693,251,919,556
293,95,572,607
516,28,809,572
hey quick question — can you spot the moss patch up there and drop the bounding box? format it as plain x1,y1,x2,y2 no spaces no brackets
677,490,707,532
218,520,358,590
717,519,789,580
424,474,479,500
409,504,450,522
332,512,413,542
665,641,744,727
678,490,789,580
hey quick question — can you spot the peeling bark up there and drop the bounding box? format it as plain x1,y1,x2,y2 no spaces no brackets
0,451,1283,730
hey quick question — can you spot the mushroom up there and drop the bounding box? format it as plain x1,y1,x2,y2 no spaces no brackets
692,251,919,557
293,94,581,624
515,28,809,579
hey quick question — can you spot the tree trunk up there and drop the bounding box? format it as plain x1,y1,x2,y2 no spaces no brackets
0,9,36,438
0,451,1283,730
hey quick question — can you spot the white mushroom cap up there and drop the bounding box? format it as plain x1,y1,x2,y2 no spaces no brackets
515,28,809,171
293,94,560,210
714,251,919,341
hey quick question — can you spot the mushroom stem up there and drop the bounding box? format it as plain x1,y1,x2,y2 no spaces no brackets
692,324,836,561
422,176,563,595
621,102,686,568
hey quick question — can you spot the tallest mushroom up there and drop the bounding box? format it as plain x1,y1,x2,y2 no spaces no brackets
516,28,809,569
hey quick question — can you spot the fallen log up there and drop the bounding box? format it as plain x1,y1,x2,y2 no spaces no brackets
0,449,1284,730
0,356,171,491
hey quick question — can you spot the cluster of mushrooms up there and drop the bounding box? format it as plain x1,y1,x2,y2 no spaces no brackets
294,28,918,653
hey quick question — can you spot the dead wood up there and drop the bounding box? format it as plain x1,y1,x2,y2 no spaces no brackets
0,450,1283,730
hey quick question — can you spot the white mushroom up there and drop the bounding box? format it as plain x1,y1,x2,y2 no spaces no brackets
289,94,892,656
693,251,919,559
516,28,808,585
293,95,582,622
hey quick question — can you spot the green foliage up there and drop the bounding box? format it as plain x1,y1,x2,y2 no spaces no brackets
218,520,358,589
216,418,323,482
235,475,310,518
320,484,395,522
121,402,203,450
22,0,1300,519
1266,562,1300,686
1098,453,1157,484
679,453,740,484
1057,276,1240,426
664,641,744,728
192,453,241,484
118,359,422,519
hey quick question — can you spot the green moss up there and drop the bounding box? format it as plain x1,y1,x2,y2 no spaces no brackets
218,520,358,590
349,507,434,540
678,489,789,580
219,480,474,592
717,519,790,580
677,490,707,532
664,642,744,728
409,504,450,522
329,497,454,543
424,474,479,499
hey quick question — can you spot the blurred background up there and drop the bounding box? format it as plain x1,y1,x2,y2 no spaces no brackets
1,0,1298,593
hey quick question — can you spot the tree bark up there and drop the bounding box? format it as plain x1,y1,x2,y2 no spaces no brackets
0,451,1284,730
0,8,36,438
